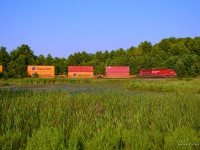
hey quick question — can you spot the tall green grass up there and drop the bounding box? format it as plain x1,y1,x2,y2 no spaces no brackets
127,79,200,94
0,80,200,149
0,78,128,86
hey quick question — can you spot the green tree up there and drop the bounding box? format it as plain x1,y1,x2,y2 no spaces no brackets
45,54,53,65
164,56,179,70
126,46,136,57
150,45,168,61
175,59,187,77
103,50,109,60
0,47,10,75
193,37,200,56
115,48,126,57
7,61,18,78
9,44,35,77
133,48,143,57
16,55,27,77
139,55,157,69
67,54,78,66
36,55,45,65
95,51,104,65
109,50,116,59
15,44,35,64
53,57,67,75
158,38,172,53
94,62,105,75
128,56,136,74
66,51,92,66
169,43,189,55
79,51,91,64
109,56,127,66
138,41,152,54
183,54,200,77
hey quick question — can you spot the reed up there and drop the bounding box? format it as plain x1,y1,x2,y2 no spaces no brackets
0,78,127,86
0,79,199,149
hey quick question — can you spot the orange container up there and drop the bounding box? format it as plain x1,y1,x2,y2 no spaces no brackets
68,72,94,78
106,73,130,78
28,66,55,78
28,66,54,72
28,71,55,78
0,65,2,73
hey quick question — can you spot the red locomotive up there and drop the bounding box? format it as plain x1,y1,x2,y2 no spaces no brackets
139,69,177,78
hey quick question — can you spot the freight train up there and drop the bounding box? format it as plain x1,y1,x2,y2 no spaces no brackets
26,66,177,78
139,69,177,78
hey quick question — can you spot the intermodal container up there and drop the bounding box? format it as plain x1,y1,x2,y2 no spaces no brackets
28,72,55,78
68,66,93,72
106,66,130,78
27,66,55,78
0,65,2,73
68,66,94,78
68,72,94,78
28,66,54,72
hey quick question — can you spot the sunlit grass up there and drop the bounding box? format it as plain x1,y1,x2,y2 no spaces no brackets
127,79,200,94
0,79,200,149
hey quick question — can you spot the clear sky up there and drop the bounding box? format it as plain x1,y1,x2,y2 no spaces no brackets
1,0,200,58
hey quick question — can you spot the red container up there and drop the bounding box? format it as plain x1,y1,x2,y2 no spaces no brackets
106,66,129,73
106,66,130,78
68,66,93,72
139,69,177,78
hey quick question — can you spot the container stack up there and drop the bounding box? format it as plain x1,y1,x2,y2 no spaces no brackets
27,66,55,78
68,66,94,78
106,66,130,78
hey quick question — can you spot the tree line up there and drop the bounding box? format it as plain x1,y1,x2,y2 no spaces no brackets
0,36,200,78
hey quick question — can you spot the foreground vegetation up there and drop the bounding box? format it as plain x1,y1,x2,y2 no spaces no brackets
0,79,200,149
0,78,126,86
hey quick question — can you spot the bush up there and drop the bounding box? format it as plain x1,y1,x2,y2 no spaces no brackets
32,73,39,78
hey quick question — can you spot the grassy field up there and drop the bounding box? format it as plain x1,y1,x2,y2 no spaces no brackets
0,78,200,149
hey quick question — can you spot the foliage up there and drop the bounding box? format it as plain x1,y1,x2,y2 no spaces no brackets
0,47,10,72
0,37,200,78
32,73,39,78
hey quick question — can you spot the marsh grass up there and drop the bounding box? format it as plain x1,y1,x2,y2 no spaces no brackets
0,78,127,86
0,79,200,149
127,79,200,94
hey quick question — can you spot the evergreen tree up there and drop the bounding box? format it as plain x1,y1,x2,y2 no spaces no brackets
0,47,10,73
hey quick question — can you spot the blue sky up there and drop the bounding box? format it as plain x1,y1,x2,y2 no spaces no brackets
1,0,200,58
